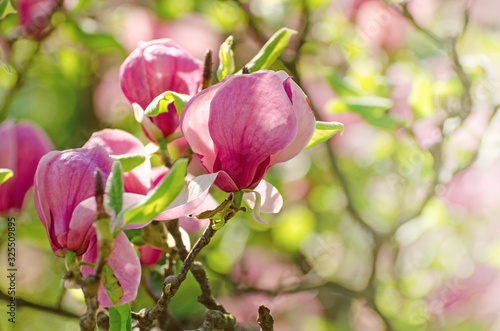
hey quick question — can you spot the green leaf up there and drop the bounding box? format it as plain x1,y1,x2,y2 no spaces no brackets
109,304,132,331
102,265,124,306
105,161,123,219
325,71,358,97
305,121,344,149
242,27,297,73
144,91,191,117
0,0,8,17
110,154,146,172
328,96,399,130
217,36,235,81
0,168,13,184
118,159,188,227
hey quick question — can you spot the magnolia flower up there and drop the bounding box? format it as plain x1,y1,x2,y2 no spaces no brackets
34,146,142,307
138,245,164,266
34,146,114,257
120,39,203,142
17,0,58,37
0,120,53,213
180,70,315,221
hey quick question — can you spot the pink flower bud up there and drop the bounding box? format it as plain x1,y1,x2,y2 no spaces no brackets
0,120,53,213
138,244,163,266
180,70,315,192
34,146,114,257
120,39,203,142
17,0,58,37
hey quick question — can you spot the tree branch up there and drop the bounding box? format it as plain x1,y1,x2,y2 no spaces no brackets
133,222,219,330
257,305,274,331
0,290,80,319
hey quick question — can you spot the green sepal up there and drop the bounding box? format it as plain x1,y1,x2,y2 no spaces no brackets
105,161,124,220
144,91,191,117
102,264,123,307
217,35,235,81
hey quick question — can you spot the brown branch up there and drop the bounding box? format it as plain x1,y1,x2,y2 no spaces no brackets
257,305,274,331
166,219,229,313
62,170,114,331
194,309,236,331
133,222,218,330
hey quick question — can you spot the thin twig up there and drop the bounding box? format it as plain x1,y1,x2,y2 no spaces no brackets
0,290,80,319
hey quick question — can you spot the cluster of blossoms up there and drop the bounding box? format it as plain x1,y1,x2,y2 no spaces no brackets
2,38,317,307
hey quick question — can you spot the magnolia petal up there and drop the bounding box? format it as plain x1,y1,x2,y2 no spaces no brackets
132,103,144,124
209,71,297,189
84,129,151,195
178,192,218,233
271,71,316,165
243,180,283,214
180,82,223,173
142,39,203,98
243,190,267,224
67,198,98,256
81,232,141,307
154,173,219,220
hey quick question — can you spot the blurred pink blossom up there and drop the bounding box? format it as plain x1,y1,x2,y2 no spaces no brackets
429,266,500,326
17,0,58,37
356,1,408,51
0,120,53,213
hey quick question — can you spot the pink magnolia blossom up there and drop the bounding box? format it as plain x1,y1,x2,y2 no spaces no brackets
138,244,164,266
34,146,146,307
356,0,408,51
120,39,203,142
83,129,151,195
180,70,315,221
34,146,114,257
181,70,315,191
0,120,53,213
17,0,58,37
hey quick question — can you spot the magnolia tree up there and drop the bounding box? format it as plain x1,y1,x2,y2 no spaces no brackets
1,0,499,330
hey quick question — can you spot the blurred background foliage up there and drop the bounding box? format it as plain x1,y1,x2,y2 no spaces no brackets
2,0,500,330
